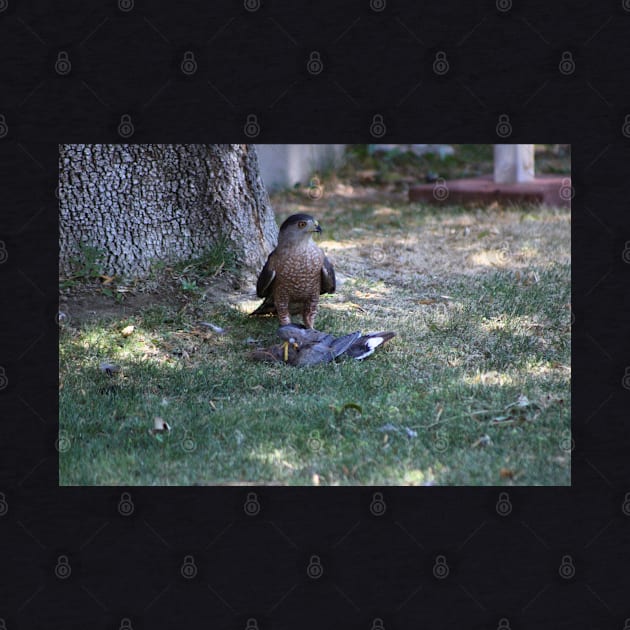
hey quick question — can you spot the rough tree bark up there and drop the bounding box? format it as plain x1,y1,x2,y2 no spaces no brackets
59,144,278,279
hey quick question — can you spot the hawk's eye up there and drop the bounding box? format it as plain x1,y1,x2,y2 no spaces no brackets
297,220,307,228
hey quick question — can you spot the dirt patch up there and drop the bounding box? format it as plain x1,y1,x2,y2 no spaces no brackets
271,187,570,288
60,273,244,325
60,291,163,324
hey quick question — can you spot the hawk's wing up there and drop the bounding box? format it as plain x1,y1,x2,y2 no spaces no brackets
320,255,336,295
256,253,276,298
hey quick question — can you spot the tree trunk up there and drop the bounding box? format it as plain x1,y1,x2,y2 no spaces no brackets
59,144,278,279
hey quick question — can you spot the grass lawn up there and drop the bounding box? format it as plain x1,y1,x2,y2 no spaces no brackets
59,187,570,485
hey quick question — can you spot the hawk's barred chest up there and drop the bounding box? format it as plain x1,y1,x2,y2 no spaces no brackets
272,240,324,301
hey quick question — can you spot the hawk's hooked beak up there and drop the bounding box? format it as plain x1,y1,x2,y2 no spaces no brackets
311,221,322,234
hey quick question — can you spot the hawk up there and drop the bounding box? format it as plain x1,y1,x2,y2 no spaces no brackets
251,213,335,329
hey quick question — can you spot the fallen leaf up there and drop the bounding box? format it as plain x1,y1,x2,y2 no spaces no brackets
378,423,399,432
472,435,492,448
515,394,530,407
199,322,226,334
552,456,569,465
336,402,362,418
490,415,511,424
540,393,565,408
356,169,378,181
434,404,443,423
150,416,171,436
549,362,570,371
348,302,367,312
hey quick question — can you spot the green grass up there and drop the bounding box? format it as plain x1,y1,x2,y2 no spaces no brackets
337,144,569,190
340,143,495,184
59,204,570,485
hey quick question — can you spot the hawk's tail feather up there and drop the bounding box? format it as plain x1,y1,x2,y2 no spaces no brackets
249,298,277,317
250,298,305,317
